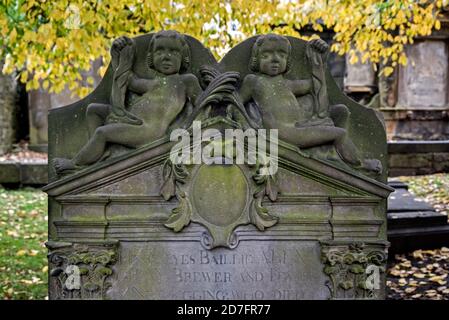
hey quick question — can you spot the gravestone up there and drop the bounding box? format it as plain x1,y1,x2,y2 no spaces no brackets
43,31,393,300
397,40,448,109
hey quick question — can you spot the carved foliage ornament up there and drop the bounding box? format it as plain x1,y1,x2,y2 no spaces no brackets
47,242,118,300
321,242,387,300
161,156,279,249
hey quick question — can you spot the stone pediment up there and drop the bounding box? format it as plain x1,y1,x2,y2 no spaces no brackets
43,132,393,199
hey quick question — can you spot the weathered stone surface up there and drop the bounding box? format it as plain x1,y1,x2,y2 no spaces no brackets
109,241,329,300
388,141,449,176
398,40,449,109
0,163,20,183
388,153,433,169
433,152,449,172
21,163,48,185
44,31,392,300
344,55,376,92
220,35,388,181
0,163,48,185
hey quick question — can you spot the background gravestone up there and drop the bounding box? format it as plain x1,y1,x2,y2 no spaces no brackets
44,31,393,300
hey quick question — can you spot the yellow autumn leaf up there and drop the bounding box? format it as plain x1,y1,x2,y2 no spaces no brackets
16,249,27,256
9,28,17,42
405,287,417,293
382,66,394,77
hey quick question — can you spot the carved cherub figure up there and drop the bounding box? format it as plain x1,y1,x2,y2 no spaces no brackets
53,30,203,173
239,34,381,173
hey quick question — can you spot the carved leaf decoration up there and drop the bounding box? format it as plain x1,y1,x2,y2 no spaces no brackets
173,163,188,181
357,280,369,290
160,160,175,200
253,171,267,185
160,176,176,201
223,92,261,129
184,71,240,128
79,267,89,275
343,255,355,264
196,71,240,109
339,281,354,290
199,65,220,87
349,264,365,274
84,282,100,292
253,166,278,202
160,160,189,201
324,265,338,275
97,267,113,276
198,66,260,129
265,176,278,202
50,267,64,277
164,192,192,232
249,197,278,231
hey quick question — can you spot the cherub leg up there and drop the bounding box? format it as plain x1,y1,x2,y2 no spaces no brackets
329,104,350,129
72,123,147,166
286,126,361,165
86,103,111,136
53,122,145,174
330,105,382,173
287,125,345,148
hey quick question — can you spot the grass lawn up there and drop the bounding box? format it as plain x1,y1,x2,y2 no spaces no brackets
0,186,48,300
0,174,448,300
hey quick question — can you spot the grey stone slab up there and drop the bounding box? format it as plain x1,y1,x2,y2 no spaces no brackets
388,141,449,154
108,240,329,300
388,211,447,229
387,180,408,189
388,224,449,255
21,163,48,185
0,163,20,183
388,187,434,212
398,40,449,109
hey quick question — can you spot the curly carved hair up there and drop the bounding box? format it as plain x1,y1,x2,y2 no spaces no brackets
249,34,292,73
147,30,191,73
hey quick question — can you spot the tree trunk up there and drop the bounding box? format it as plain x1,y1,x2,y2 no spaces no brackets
0,62,17,155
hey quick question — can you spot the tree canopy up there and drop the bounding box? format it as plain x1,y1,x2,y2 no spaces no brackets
0,0,446,97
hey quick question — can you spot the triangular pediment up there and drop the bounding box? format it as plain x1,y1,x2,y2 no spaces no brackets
43,132,393,199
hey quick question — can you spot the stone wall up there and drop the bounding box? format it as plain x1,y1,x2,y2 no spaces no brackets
389,152,449,176
388,141,449,176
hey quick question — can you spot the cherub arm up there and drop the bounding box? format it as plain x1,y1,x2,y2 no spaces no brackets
239,74,256,104
289,79,313,97
128,74,153,95
183,73,202,104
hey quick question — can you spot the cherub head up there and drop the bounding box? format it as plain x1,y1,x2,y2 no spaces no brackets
147,30,191,75
250,34,292,76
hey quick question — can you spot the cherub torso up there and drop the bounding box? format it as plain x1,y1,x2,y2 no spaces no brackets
129,74,186,137
251,75,301,129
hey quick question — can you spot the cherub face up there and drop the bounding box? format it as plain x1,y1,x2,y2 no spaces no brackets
152,37,183,75
258,39,289,76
